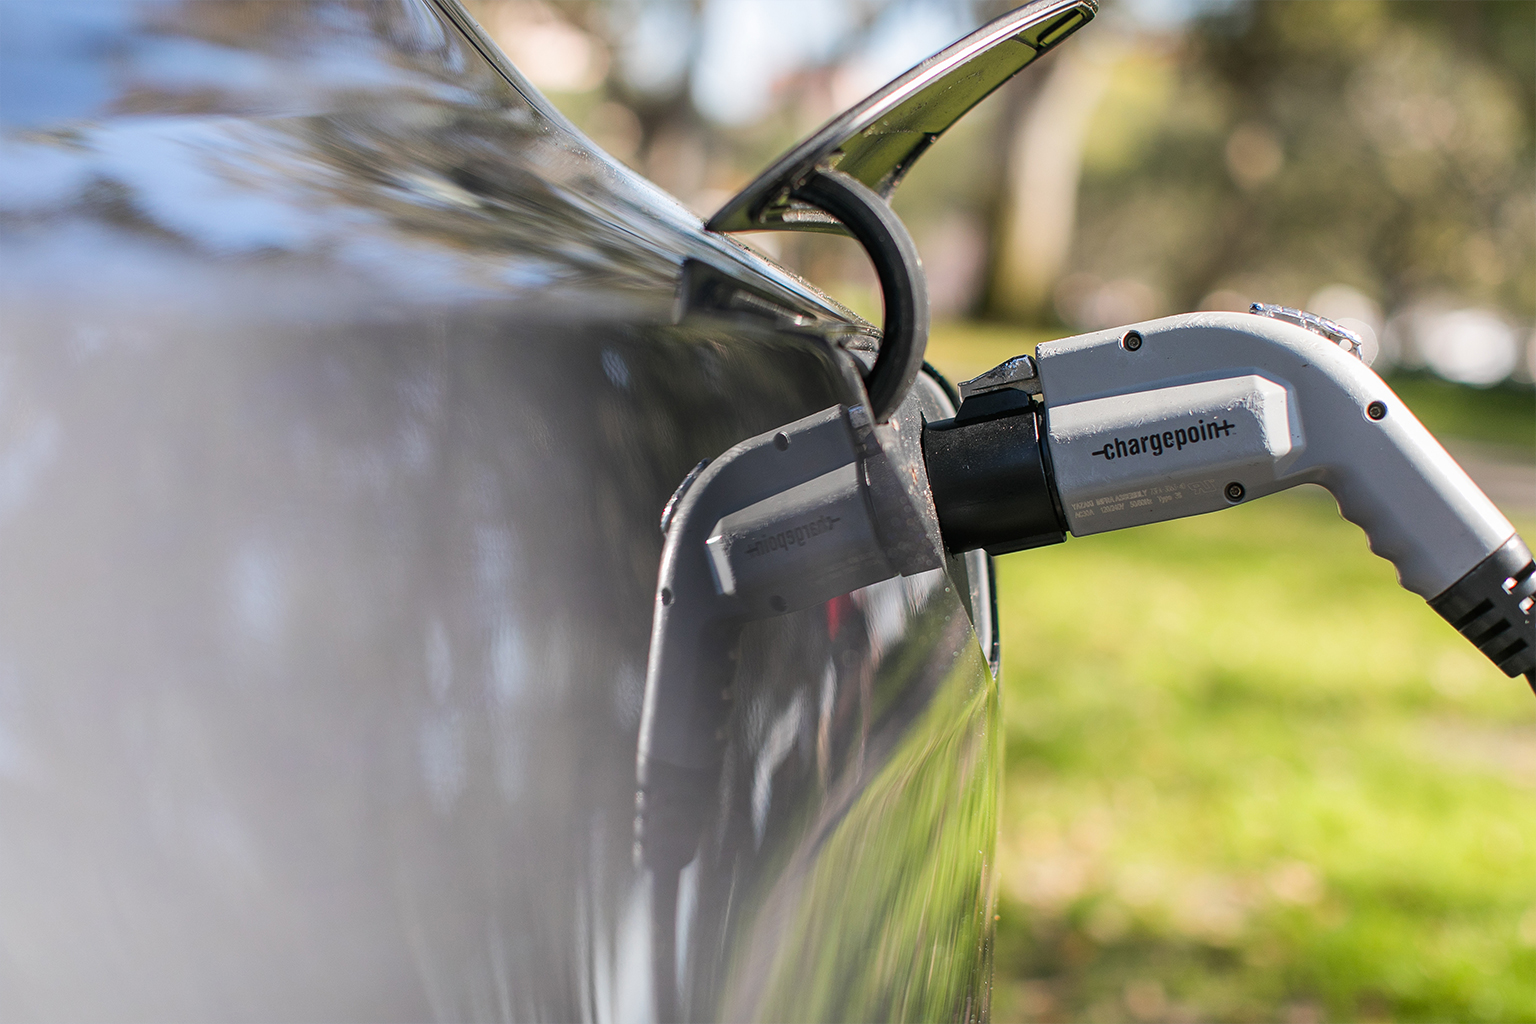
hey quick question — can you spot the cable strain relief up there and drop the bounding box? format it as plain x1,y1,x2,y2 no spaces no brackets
1428,533,1536,681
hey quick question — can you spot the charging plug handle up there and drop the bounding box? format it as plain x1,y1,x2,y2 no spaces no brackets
921,312,1532,690
1024,311,1533,688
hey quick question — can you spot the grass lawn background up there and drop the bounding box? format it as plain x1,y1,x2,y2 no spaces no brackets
925,322,1536,1023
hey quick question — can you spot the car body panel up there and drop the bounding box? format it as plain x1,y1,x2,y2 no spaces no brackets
0,2,1000,1018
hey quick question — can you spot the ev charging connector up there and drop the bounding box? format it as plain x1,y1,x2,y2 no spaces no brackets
919,307,1535,687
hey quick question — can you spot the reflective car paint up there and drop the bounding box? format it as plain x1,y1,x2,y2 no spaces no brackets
0,2,1000,1019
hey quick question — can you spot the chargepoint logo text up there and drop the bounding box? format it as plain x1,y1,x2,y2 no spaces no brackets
1091,418,1237,462
743,514,841,558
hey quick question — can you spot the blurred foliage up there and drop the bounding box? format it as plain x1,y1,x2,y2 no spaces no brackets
513,0,1534,383
990,488,1536,1024
1070,0,1535,322
1383,373,1536,455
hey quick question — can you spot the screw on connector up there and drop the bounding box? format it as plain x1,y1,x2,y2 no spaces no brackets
773,431,790,451
1367,401,1387,421
1121,330,1143,352
1224,481,1245,502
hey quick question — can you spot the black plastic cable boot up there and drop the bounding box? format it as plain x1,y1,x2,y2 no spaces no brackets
1428,534,1536,691
922,391,1066,556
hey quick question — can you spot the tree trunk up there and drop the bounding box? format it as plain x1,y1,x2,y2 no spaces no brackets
981,36,1120,324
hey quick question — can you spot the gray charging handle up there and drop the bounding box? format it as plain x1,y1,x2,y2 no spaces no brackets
1035,311,1514,598
1033,311,1533,682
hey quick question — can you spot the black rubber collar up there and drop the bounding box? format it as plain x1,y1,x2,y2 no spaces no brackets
790,169,928,424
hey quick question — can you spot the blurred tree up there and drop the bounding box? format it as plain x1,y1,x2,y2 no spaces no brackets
978,39,1122,323
1056,0,1534,333
586,0,710,197
463,0,708,196
466,0,914,206
467,0,1534,363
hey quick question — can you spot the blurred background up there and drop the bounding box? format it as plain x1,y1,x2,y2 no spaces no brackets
470,1,1535,1020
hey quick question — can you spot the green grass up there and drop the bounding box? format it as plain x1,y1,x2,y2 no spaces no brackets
990,490,1536,1023
917,322,1536,1020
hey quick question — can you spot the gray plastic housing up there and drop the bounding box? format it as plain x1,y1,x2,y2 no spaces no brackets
1035,311,1516,600
637,404,943,795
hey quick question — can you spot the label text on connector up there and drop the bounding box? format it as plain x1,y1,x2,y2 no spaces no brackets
1068,479,1220,520
742,514,841,558
1091,418,1236,462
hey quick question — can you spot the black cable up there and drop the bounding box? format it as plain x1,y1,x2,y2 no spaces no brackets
790,169,928,424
